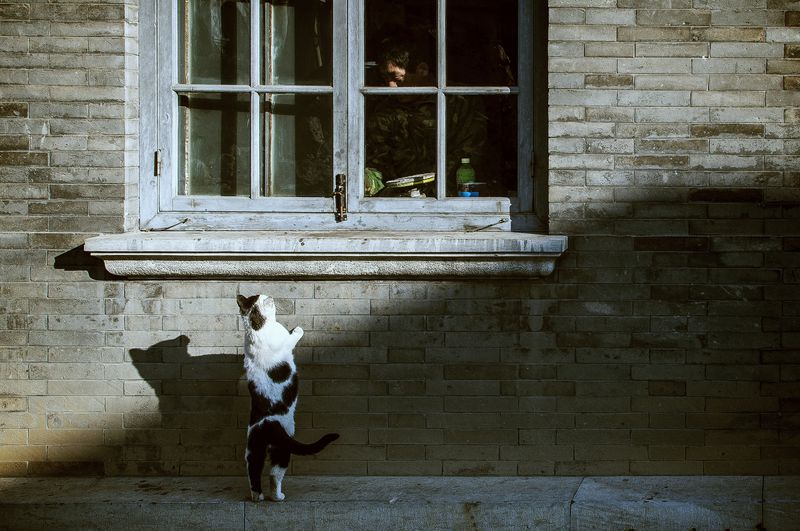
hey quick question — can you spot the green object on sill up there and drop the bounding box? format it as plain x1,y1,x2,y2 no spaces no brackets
365,167,385,196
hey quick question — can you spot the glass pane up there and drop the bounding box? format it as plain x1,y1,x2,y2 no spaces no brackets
447,0,517,86
178,93,251,196
446,95,517,197
364,95,436,197
263,0,332,85
262,94,332,197
364,0,436,87
179,0,250,85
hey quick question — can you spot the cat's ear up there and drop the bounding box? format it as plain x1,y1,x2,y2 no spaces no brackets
237,294,258,315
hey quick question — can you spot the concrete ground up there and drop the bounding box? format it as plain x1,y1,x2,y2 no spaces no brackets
0,476,798,530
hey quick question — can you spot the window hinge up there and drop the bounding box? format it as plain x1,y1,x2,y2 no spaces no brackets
333,173,348,222
154,150,162,176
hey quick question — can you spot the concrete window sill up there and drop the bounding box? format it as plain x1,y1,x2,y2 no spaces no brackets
84,231,567,279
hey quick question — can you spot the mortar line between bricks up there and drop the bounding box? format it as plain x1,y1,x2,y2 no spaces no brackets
568,476,585,531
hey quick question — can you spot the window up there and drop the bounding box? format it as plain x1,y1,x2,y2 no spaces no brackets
140,0,545,232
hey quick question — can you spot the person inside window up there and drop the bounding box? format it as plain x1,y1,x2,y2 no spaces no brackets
377,45,409,87
364,38,437,196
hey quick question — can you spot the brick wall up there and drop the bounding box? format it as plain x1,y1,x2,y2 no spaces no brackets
0,1,798,476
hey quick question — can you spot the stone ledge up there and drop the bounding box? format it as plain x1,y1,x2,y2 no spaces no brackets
0,476,796,530
84,231,568,279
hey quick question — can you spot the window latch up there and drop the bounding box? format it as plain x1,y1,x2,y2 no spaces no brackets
154,150,162,176
333,173,347,222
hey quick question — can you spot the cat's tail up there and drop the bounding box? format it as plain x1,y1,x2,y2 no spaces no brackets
262,421,339,455
284,432,340,456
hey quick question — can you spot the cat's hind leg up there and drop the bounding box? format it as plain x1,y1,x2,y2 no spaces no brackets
268,447,290,501
246,427,267,502
269,466,287,501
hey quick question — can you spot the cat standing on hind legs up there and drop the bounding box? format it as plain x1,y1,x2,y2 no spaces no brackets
237,294,339,502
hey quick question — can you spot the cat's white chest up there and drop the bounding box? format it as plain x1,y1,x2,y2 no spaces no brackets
244,322,290,361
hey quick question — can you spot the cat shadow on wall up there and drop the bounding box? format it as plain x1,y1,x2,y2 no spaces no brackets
127,335,247,476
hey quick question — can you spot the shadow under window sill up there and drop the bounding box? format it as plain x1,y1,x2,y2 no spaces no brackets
83,230,567,279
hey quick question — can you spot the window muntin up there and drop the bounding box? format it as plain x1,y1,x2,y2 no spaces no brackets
179,0,251,85
169,0,336,204
446,0,517,87
445,94,518,198
364,94,437,194
262,93,333,197
149,0,534,230
263,1,333,86
356,0,530,206
177,93,251,196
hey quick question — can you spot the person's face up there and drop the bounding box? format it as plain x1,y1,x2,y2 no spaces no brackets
382,61,406,87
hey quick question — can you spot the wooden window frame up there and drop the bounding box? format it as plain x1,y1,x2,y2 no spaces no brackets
139,0,545,233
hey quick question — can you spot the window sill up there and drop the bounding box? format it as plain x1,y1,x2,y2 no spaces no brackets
83,231,567,279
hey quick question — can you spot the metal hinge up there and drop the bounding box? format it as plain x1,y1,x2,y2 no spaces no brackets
333,173,347,222
154,150,162,176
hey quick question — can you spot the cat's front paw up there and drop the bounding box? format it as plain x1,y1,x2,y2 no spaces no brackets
270,491,286,502
291,326,304,339
250,490,265,502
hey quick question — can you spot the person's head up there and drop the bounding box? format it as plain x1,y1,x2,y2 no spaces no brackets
378,46,409,87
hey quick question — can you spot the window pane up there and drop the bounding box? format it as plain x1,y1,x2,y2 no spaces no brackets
180,0,250,85
447,0,517,86
364,0,436,87
446,95,517,197
364,95,437,197
179,94,251,196
263,0,332,85
262,94,332,197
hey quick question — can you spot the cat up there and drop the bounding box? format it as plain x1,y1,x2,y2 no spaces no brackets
237,294,339,502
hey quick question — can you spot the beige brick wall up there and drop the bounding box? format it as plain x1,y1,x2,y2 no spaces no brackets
0,1,798,476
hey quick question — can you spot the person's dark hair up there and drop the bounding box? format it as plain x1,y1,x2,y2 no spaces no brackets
379,45,409,72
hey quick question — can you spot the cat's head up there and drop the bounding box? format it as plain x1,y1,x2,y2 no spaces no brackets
236,294,277,331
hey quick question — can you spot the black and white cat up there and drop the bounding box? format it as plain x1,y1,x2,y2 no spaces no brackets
237,294,339,502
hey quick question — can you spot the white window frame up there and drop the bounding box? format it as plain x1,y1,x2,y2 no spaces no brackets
140,0,540,232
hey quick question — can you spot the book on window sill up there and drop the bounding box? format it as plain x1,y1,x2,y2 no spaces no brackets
383,172,436,189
